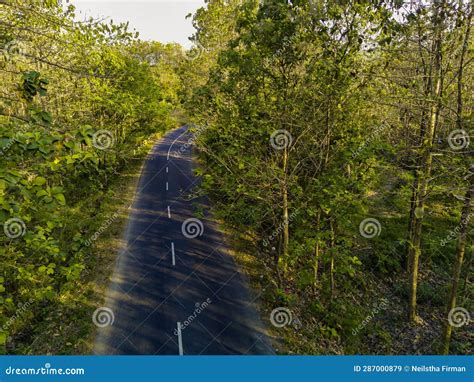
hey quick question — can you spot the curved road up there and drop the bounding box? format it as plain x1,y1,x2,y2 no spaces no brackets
94,126,274,355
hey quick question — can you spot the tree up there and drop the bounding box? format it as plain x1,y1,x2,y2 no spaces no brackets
440,1,472,354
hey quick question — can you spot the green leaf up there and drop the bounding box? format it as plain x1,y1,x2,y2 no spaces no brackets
54,193,66,205
33,176,47,186
51,187,63,195
36,190,48,197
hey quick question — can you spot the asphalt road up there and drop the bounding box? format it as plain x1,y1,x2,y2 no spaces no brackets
94,126,274,355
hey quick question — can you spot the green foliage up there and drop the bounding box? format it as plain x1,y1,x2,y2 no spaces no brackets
1,0,471,356
0,0,181,353
183,0,473,355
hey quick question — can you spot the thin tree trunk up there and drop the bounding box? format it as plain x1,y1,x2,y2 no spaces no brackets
441,181,472,354
460,256,471,300
408,0,444,323
313,210,321,291
406,113,427,270
440,4,472,353
329,218,336,302
407,174,419,270
407,104,439,323
280,146,290,274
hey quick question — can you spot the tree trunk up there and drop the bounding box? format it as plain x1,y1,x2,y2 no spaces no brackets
406,176,419,271
407,0,444,323
406,113,427,270
440,3,472,353
407,105,439,323
279,146,290,274
460,255,471,300
329,218,336,302
440,181,473,354
313,210,321,291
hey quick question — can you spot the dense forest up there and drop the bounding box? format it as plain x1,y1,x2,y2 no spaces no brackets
1,0,472,355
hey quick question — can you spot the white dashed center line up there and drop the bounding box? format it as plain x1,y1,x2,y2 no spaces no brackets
177,322,183,355
168,130,185,354
171,242,176,266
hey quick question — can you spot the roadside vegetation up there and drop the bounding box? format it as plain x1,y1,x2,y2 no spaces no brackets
0,0,182,354
1,0,471,356
183,0,472,355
